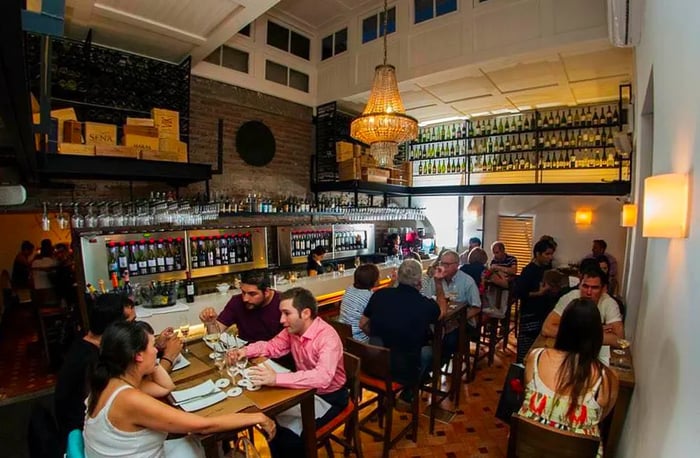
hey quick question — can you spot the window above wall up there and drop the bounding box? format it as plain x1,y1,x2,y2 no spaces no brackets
265,60,310,93
267,20,311,60
202,46,249,74
238,23,251,37
362,6,396,44
415,0,458,24
321,28,348,60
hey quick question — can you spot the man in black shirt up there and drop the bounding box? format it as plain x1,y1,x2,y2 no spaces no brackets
361,259,448,397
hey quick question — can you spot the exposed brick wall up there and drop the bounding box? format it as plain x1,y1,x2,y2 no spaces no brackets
17,76,314,209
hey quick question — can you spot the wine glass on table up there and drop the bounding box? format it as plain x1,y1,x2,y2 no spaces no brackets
214,354,226,376
236,353,249,382
204,321,221,354
178,316,190,354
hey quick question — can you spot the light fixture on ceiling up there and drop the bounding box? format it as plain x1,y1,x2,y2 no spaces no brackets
642,173,690,238
350,0,418,167
620,202,637,228
575,209,593,225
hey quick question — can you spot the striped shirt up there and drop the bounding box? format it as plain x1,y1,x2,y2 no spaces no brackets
338,286,373,342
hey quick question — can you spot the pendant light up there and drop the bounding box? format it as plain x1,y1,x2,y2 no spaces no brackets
350,0,418,167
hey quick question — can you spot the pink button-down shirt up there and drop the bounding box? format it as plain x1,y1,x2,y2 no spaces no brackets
245,317,346,394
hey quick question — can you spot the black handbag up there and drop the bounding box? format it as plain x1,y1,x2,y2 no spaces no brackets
495,363,526,424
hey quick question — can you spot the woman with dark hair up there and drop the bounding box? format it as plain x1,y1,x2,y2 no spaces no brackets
84,320,276,457
596,255,618,295
306,245,327,276
518,298,619,456
339,263,380,342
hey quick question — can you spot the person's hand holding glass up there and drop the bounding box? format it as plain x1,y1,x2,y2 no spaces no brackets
226,347,249,379
204,321,222,354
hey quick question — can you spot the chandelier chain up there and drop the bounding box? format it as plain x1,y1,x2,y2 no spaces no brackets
383,0,388,65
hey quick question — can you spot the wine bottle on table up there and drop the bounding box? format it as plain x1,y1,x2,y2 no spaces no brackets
185,272,195,303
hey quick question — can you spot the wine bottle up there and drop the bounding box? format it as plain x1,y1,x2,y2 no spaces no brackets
185,272,195,303
156,239,166,273
128,241,139,276
165,238,175,271
117,242,128,271
147,239,157,274
174,237,183,270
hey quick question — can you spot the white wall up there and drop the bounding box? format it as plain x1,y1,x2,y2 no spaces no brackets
483,195,627,270
618,0,700,456
413,195,460,249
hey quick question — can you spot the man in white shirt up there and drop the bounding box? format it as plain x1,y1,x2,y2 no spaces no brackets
542,267,625,347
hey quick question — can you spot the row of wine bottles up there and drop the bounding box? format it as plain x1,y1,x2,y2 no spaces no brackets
409,127,618,160
415,150,625,175
334,231,368,252
190,234,253,269
416,122,466,143
291,231,332,257
107,239,185,278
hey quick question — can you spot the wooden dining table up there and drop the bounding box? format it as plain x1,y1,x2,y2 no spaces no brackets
530,334,635,457
170,340,318,458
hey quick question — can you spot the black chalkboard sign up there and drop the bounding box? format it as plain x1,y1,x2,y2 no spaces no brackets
236,121,275,167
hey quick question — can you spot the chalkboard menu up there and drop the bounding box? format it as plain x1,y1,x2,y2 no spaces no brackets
314,102,364,183
24,33,190,143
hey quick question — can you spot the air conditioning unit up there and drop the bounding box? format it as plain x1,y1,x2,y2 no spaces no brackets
0,184,27,206
607,0,642,47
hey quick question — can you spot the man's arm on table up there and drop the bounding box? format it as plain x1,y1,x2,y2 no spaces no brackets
603,321,625,346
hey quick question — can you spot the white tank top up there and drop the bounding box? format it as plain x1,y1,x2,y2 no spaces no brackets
84,385,167,458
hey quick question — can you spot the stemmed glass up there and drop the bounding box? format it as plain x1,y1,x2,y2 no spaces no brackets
178,316,190,354
57,203,69,230
41,202,50,232
204,321,221,354
214,354,226,376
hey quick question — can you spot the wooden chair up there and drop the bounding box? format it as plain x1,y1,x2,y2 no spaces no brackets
345,339,418,458
507,415,600,458
325,318,353,349
316,352,363,458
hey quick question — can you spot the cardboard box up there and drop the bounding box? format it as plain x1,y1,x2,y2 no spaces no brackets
84,122,117,145
95,145,138,158
59,143,95,156
335,141,355,162
338,158,361,181
140,150,187,163
151,108,179,139
124,133,159,153
123,125,159,138
63,120,83,143
33,108,77,144
362,166,390,183
126,117,155,127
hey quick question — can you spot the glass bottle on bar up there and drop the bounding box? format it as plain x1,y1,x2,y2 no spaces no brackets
118,242,128,272
147,239,158,274
107,242,119,275
156,239,166,273
128,241,139,277
213,235,222,266
185,271,195,303
137,240,148,276
174,237,184,270
165,238,175,272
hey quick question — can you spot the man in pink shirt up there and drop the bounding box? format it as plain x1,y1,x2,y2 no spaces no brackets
229,287,346,458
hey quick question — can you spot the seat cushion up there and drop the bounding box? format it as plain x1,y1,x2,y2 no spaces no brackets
316,400,355,438
360,373,403,393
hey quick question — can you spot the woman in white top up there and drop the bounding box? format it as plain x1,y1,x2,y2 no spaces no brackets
339,263,379,342
84,320,276,458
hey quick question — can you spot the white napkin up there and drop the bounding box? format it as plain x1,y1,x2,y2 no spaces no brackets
276,396,333,436
171,380,226,411
171,353,190,371
203,333,246,353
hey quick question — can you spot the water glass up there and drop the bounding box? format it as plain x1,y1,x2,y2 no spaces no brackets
178,316,190,354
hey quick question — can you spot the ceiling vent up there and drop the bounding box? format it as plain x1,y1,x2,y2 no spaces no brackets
607,0,643,47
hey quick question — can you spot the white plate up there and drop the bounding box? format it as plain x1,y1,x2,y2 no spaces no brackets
226,387,243,397
208,352,218,360
237,379,260,391
215,378,231,388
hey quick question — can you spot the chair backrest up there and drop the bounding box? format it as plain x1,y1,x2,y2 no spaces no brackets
508,415,599,458
345,338,393,389
325,318,352,348
66,429,86,458
343,351,361,402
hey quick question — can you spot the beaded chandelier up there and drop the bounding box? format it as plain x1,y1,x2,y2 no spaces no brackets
350,0,418,167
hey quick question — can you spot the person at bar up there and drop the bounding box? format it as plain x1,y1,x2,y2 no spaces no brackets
84,320,275,458
489,241,518,288
31,238,57,306
199,271,283,343
361,259,448,407
513,239,556,363
11,240,34,290
459,236,482,265
581,239,618,293
228,287,346,458
385,233,401,256
541,266,625,347
338,263,379,342
306,245,327,276
518,298,619,457
459,246,488,286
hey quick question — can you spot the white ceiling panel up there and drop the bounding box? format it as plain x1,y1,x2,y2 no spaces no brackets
269,0,353,30
451,95,517,115
506,87,577,110
423,75,496,104
569,77,629,104
561,47,634,82
406,105,462,122
483,59,565,93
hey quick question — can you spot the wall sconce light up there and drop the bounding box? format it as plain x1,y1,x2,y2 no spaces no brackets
643,173,690,238
621,203,638,228
575,209,593,225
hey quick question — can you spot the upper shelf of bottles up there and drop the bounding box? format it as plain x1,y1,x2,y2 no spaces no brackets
408,102,622,161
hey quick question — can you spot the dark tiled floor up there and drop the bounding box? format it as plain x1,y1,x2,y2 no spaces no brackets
0,304,516,457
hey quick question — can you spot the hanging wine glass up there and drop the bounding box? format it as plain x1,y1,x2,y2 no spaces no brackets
71,203,85,229
57,203,69,229
41,202,51,232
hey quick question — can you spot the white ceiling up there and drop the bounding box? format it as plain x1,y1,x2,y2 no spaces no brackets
61,0,634,121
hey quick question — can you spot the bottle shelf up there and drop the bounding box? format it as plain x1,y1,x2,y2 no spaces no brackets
468,121,620,139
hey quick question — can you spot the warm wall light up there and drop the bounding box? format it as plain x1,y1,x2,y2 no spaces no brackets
621,203,638,227
575,209,593,225
643,173,690,238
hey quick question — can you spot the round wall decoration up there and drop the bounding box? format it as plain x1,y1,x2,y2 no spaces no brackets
235,121,276,166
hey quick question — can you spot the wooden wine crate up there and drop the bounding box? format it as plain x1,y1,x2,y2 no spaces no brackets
338,158,361,180
58,143,95,156
95,145,138,158
124,133,159,152
335,141,355,162
389,162,413,186
84,122,117,145
126,117,155,127
33,108,77,144
151,108,180,139
63,120,83,143
362,166,390,183
140,150,187,163
123,124,159,138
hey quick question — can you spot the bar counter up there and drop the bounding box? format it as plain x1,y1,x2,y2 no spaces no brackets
135,258,436,332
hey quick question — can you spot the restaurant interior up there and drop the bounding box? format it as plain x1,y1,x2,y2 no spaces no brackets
0,0,697,457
